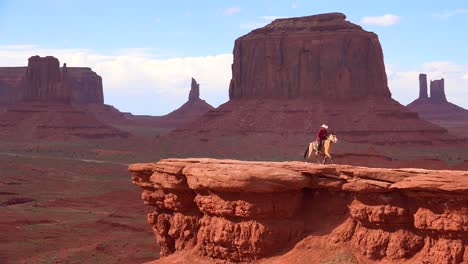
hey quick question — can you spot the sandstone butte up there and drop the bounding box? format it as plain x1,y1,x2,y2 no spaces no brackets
161,13,464,161
0,55,104,106
127,77,215,128
0,56,128,139
129,158,468,264
407,74,468,138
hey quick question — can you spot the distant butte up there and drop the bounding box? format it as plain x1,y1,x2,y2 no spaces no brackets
0,56,104,107
408,73,468,138
0,56,128,139
159,12,463,164
128,77,214,128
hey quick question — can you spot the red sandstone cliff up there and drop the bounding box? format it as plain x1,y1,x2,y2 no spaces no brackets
130,158,468,264
21,56,70,103
229,13,390,100
67,66,104,104
0,67,25,106
159,13,464,165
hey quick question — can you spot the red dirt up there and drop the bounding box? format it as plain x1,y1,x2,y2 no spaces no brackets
0,154,158,264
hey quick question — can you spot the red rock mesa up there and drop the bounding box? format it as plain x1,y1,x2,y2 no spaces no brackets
160,13,461,162
0,56,104,106
0,56,127,139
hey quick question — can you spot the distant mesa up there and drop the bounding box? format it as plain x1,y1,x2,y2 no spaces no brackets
161,12,461,163
128,77,214,128
408,73,468,137
229,12,391,100
412,73,447,104
0,55,104,107
408,73,467,113
21,56,71,103
0,55,128,139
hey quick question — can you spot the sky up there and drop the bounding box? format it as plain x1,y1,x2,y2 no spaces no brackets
1,0,468,115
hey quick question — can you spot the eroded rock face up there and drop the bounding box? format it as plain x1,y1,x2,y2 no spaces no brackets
188,77,199,101
0,57,104,105
229,13,391,100
430,78,447,103
419,73,428,99
68,67,104,104
21,56,70,103
128,77,214,128
163,14,463,162
130,158,468,263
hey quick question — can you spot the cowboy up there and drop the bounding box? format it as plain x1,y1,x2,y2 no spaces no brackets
316,124,328,154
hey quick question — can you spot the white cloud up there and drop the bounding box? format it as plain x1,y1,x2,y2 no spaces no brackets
360,14,400,26
291,3,298,9
221,7,240,16
387,61,468,109
433,8,468,19
0,45,233,115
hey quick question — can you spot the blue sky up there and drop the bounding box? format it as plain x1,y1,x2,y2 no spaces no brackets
1,0,468,114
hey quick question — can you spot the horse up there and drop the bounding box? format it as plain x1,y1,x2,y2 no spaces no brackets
303,133,338,164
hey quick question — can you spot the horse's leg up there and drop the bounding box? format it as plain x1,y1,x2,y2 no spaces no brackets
307,143,314,163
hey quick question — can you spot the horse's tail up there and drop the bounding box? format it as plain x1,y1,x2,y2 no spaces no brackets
303,145,309,160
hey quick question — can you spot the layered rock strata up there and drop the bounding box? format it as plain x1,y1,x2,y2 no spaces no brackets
163,13,463,162
0,57,104,105
130,158,468,263
0,56,128,138
229,13,391,100
21,56,70,102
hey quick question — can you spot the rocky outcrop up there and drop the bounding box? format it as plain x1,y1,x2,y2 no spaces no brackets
21,56,70,103
161,13,464,165
229,13,391,100
0,57,104,105
68,67,104,104
130,158,468,263
127,77,214,128
408,74,468,138
430,78,447,103
188,78,199,101
0,56,128,139
419,73,428,99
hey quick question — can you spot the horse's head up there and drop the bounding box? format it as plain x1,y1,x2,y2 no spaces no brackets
329,132,338,143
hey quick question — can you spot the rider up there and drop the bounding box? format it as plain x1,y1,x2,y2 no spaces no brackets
316,124,329,154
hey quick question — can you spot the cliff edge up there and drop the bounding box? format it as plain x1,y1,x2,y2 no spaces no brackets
130,158,468,264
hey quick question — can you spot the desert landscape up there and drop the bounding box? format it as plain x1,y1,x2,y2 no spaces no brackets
0,3,467,264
